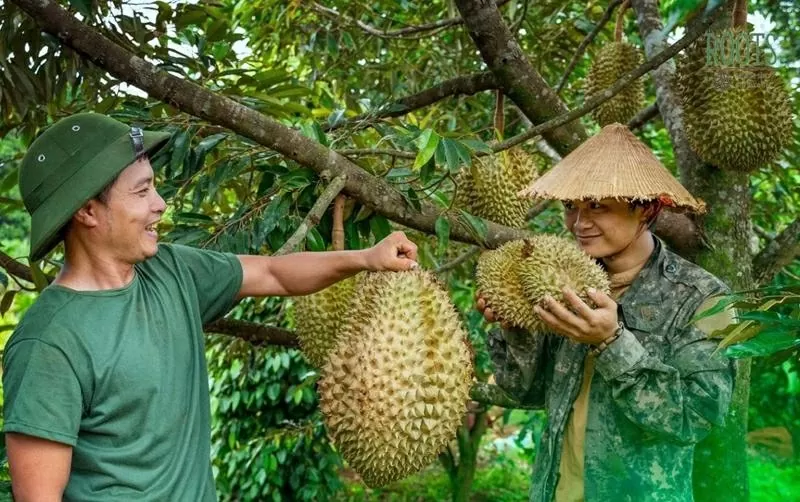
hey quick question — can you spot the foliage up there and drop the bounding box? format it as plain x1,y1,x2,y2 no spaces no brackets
207,334,343,501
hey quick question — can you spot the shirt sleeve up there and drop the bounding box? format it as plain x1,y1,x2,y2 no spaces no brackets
2,340,83,446
593,299,735,445
167,244,244,324
487,327,557,408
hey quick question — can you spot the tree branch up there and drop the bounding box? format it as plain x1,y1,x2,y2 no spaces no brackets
0,250,35,284
204,318,299,348
556,0,624,94
435,247,481,274
11,0,534,250
325,72,498,132
454,0,588,156
752,218,800,285
336,148,416,159
275,174,347,256
627,102,660,131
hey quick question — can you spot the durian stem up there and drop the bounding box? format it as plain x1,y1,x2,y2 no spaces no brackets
615,0,630,42
733,0,747,28
332,194,346,251
493,90,505,140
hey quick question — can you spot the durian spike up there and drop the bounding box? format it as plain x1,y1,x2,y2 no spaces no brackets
333,194,346,251
615,0,630,43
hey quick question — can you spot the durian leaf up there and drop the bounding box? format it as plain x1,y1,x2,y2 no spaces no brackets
724,330,800,359
413,128,440,171
369,215,392,242
0,290,16,316
686,294,742,326
305,227,326,251
435,216,450,257
461,138,493,153
458,209,488,245
440,138,462,173
453,140,473,168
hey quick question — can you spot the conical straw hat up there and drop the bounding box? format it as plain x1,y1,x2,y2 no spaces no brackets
518,123,706,213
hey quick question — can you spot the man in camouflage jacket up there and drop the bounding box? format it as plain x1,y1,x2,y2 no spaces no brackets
487,237,735,502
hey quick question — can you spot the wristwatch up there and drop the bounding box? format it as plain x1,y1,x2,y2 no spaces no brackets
591,321,625,356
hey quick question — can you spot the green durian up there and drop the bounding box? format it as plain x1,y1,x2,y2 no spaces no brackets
319,270,473,488
293,275,359,368
454,148,543,228
476,234,611,332
676,27,793,172
584,41,645,126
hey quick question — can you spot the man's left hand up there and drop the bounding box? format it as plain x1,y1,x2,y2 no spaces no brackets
365,231,419,272
534,287,618,345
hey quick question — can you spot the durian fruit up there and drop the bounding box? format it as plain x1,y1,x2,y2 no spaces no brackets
476,234,610,332
319,270,473,488
294,275,359,368
454,148,543,228
676,27,793,172
584,41,645,126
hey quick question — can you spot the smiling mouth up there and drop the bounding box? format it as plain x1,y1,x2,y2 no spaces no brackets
145,222,159,233
577,235,600,239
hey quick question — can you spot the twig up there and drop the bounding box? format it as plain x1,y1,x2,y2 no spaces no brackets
435,247,481,274
325,72,497,133
526,200,553,220
311,0,511,39
275,175,348,256
337,148,416,159
556,0,624,95
204,318,299,348
469,381,540,410
332,194,346,251
491,2,724,154
627,102,660,131
615,0,631,42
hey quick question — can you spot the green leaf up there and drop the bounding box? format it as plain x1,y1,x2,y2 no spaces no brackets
175,212,215,224
403,187,422,212
369,215,392,242
458,209,488,244
461,138,493,153
435,216,450,257
305,227,326,252
169,130,191,178
267,383,280,401
29,261,49,292
413,129,440,171
230,359,242,379
0,290,16,316
441,138,462,173
725,330,800,359
68,0,93,18
0,271,7,289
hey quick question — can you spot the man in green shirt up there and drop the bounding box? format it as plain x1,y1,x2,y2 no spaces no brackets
3,113,419,501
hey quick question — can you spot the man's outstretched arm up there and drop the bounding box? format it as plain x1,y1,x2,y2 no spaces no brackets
236,231,418,298
6,433,72,502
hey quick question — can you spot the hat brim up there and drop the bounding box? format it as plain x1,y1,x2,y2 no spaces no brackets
29,130,171,262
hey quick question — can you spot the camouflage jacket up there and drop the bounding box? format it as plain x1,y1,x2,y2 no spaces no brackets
487,238,735,502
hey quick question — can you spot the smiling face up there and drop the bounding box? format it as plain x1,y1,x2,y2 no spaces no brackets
563,198,651,259
90,157,166,263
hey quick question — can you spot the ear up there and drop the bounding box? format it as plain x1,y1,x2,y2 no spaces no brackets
73,199,104,228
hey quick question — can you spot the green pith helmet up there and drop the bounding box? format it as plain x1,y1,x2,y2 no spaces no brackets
19,113,171,261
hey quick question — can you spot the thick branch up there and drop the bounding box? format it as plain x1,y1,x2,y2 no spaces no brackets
654,210,703,257
204,318,299,348
275,175,347,256
627,102,660,131
12,0,531,249
0,250,35,283
326,72,497,132
454,0,588,156
556,0,624,94
752,218,800,285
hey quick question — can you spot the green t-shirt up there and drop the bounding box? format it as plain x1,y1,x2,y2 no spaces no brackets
2,243,243,501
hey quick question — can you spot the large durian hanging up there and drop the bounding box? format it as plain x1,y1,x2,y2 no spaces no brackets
584,0,645,126
454,147,544,228
476,234,610,332
319,270,473,487
676,12,793,171
294,275,359,368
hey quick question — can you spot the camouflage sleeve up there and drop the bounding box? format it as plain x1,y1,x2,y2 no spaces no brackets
486,327,555,408
593,321,734,445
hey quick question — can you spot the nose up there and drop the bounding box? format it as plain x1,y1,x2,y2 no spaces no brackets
153,191,167,214
571,208,594,231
